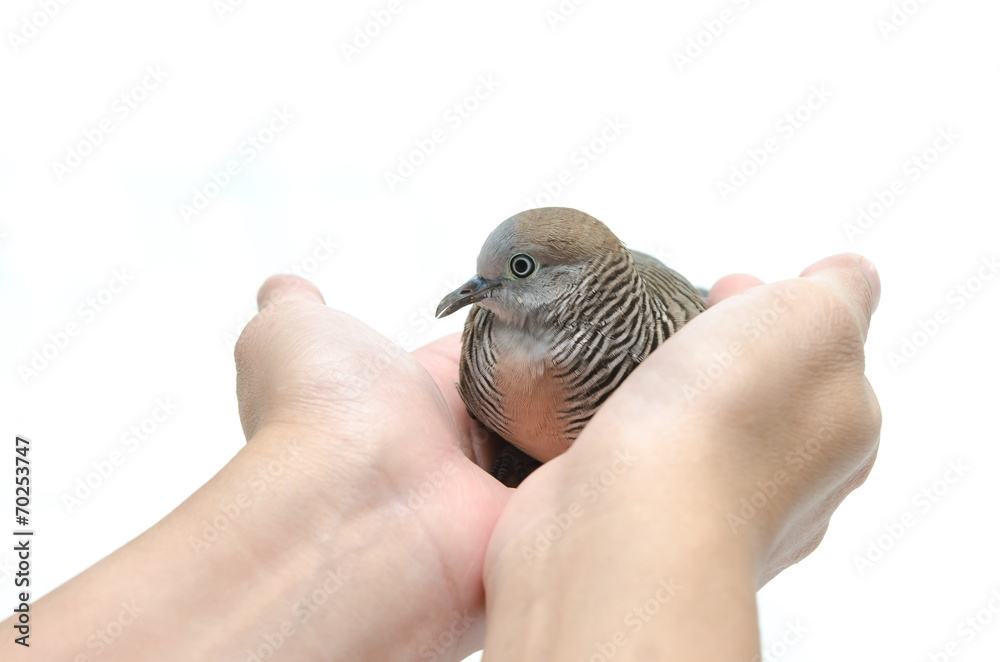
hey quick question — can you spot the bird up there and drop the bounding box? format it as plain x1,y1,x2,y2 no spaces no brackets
436,207,706,486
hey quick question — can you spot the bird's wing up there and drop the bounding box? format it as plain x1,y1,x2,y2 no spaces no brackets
630,249,707,324
458,304,514,439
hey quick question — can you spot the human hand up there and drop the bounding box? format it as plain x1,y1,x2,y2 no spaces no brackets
233,275,510,661
3,257,878,662
1,273,511,662
481,254,882,660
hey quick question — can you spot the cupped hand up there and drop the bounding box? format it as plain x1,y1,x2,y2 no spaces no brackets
234,275,509,661
481,254,882,659
236,253,882,661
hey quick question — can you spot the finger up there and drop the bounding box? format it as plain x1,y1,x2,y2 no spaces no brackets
800,253,880,337
707,274,765,307
236,275,328,439
411,335,466,429
467,422,508,473
411,332,462,368
411,334,491,464
257,274,325,311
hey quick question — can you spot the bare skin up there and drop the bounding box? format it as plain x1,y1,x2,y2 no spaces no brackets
1,254,880,661
482,254,881,660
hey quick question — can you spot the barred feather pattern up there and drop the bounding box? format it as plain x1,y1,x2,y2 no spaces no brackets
458,246,705,466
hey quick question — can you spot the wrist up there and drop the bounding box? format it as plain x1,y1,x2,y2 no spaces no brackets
194,422,484,661
7,424,480,662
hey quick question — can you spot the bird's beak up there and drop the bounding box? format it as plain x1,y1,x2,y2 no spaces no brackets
436,276,501,318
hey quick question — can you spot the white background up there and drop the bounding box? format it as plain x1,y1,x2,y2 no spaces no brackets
2,0,999,660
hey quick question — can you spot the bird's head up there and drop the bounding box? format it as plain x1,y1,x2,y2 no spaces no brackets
436,207,624,324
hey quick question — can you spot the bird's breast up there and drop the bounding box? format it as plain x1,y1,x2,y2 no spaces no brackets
488,324,573,462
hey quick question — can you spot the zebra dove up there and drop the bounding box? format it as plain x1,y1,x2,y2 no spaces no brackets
436,208,705,486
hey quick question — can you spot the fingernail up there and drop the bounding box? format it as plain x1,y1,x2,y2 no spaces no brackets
859,256,881,315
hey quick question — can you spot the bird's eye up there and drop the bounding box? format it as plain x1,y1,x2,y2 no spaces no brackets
509,254,536,278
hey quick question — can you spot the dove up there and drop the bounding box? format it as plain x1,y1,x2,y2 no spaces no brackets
436,208,705,486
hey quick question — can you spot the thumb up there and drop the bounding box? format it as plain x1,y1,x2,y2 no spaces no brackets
800,254,881,341
235,274,333,440
257,273,325,309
